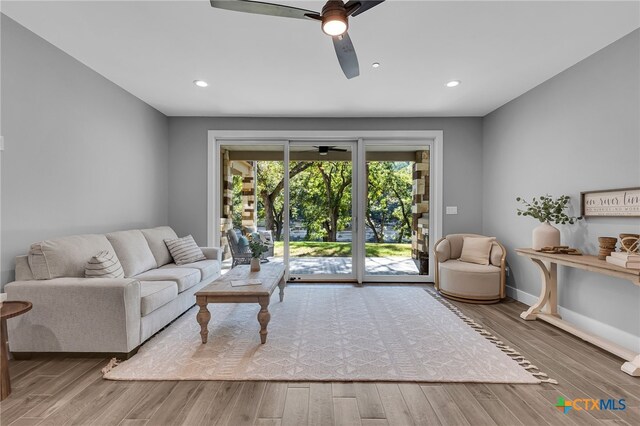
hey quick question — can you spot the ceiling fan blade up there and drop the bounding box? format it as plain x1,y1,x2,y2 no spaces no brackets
329,148,348,152
345,0,385,17
332,32,359,79
210,0,319,20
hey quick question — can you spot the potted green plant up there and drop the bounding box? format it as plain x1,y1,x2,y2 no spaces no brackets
248,236,268,271
516,194,581,250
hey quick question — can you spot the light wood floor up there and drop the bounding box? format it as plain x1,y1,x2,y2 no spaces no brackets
1,291,639,426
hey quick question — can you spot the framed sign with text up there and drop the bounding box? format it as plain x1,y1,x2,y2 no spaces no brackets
580,187,640,217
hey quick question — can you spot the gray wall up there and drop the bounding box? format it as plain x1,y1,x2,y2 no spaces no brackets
167,117,483,246
0,15,170,286
483,29,640,351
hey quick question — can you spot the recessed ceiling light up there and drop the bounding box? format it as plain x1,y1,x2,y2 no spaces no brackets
193,80,208,88
446,80,461,88
372,62,380,68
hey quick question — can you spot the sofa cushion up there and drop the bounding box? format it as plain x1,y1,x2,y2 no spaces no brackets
134,268,201,293
85,250,125,279
164,235,206,265
15,255,34,281
160,260,220,282
106,230,157,278
28,234,115,280
140,281,178,316
141,226,179,267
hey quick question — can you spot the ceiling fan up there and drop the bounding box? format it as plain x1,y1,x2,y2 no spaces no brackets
313,146,348,155
209,0,386,79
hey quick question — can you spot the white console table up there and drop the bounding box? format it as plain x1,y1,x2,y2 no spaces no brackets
516,248,640,377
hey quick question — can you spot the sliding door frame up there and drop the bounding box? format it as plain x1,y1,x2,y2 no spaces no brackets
208,130,443,283
360,139,437,283
286,139,358,282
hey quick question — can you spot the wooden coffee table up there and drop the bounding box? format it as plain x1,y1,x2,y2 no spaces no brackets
195,263,285,344
1,301,32,400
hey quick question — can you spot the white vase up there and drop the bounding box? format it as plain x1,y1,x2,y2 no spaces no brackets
532,221,561,250
250,258,261,272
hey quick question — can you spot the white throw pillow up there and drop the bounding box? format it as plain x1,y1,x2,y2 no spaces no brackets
85,250,125,279
164,235,206,266
459,237,495,265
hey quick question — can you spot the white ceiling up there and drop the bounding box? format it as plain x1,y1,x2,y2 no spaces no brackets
3,1,639,117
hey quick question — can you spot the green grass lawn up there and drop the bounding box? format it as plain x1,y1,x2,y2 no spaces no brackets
273,241,411,257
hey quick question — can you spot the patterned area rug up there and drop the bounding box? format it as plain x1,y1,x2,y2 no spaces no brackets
104,287,542,383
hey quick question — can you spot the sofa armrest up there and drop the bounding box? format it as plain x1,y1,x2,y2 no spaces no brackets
4,278,141,354
434,238,451,263
200,246,223,262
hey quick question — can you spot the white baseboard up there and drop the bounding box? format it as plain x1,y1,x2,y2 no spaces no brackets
506,286,640,353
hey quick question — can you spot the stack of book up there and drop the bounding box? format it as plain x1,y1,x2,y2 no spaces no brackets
606,252,640,269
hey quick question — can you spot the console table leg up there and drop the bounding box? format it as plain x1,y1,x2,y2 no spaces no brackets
278,278,285,302
196,299,211,344
521,259,559,320
258,297,271,344
622,354,640,376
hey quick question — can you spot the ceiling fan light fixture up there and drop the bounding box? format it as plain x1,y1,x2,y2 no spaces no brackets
322,16,347,36
321,1,348,36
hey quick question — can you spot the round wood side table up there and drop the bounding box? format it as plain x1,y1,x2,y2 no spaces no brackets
1,301,32,401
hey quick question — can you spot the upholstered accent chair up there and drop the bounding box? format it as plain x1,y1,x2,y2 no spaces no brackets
433,234,507,304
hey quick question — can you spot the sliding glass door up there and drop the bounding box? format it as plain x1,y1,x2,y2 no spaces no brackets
218,142,286,268
361,141,433,282
287,141,357,281
214,136,435,283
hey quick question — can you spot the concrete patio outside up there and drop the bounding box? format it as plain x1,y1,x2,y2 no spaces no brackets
222,256,420,276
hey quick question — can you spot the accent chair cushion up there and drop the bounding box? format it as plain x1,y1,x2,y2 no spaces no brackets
141,226,179,267
85,250,125,279
258,230,274,245
106,230,158,278
164,235,206,265
140,281,178,316
134,267,201,293
459,237,494,265
243,225,257,235
237,235,250,251
439,260,501,299
28,234,115,280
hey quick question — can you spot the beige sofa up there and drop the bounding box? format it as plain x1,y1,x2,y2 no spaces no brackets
433,234,506,304
5,227,222,357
